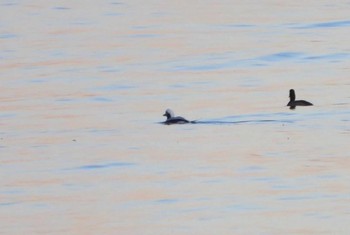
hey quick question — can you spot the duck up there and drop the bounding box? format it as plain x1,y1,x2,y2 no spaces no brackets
287,89,313,109
163,109,190,124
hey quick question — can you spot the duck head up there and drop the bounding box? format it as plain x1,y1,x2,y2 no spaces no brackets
163,109,175,120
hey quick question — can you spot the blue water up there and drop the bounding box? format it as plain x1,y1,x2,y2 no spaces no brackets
167,51,350,71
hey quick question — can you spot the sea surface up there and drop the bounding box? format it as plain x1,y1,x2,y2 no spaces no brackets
1,1,350,234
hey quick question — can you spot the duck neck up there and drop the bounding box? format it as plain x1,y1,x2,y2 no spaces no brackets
165,113,171,120
289,92,296,102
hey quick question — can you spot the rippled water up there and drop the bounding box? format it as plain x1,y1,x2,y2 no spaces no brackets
1,1,350,234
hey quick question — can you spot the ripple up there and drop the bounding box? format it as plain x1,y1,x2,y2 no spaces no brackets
89,97,114,102
279,193,337,201
128,34,160,39
237,165,265,173
258,52,303,62
294,20,350,29
166,119,286,125
221,24,255,28
52,6,70,10
0,2,17,6
227,203,265,212
110,2,125,5
66,162,136,171
96,84,136,91
166,50,349,72
155,199,179,204
0,202,19,207
193,112,296,125
0,33,17,39
0,113,16,118
303,53,350,62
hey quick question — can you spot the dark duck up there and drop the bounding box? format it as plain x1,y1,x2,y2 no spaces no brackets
163,109,190,124
287,89,313,109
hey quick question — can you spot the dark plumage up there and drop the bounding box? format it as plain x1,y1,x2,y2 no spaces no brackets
287,89,313,109
163,109,190,124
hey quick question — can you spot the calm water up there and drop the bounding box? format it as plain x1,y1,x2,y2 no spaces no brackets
1,1,350,234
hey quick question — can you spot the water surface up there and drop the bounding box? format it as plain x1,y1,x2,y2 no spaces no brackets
1,1,350,234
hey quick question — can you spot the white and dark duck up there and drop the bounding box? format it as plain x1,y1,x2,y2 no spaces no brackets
287,89,313,109
163,109,192,124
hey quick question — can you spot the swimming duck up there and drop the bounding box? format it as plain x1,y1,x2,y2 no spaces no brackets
287,89,313,109
163,109,190,124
